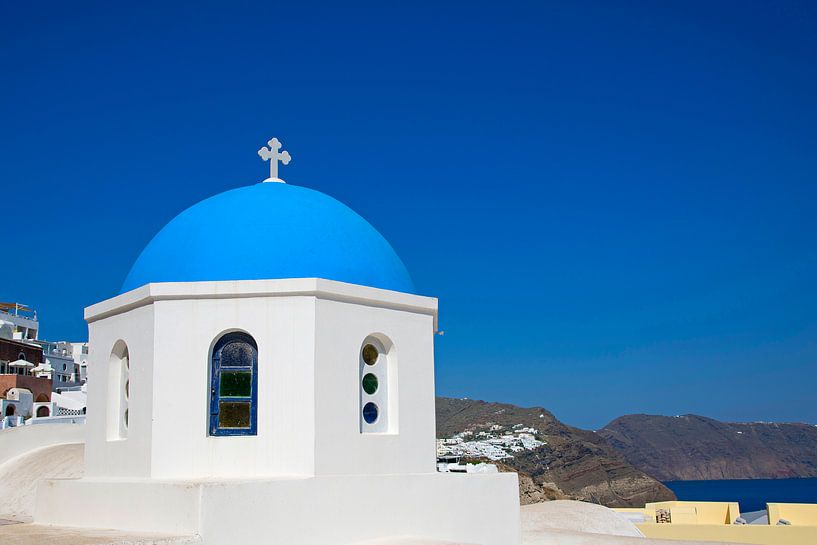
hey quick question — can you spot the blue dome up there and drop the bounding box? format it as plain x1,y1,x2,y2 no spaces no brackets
121,183,414,294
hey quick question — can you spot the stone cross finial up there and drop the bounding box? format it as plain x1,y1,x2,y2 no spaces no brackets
258,137,291,183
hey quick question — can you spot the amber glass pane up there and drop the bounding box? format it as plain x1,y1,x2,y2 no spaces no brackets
221,341,254,367
362,344,378,365
220,371,252,397
219,402,251,428
362,373,378,395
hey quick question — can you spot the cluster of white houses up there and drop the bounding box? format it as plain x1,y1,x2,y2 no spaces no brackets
437,425,546,461
0,302,88,426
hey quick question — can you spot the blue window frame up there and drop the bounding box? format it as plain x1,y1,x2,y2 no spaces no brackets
209,332,258,436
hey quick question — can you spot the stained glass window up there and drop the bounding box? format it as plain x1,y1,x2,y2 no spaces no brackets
362,373,378,395
218,402,251,428
210,332,257,436
362,344,378,365
360,338,390,433
362,402,379,424
220,371,252,397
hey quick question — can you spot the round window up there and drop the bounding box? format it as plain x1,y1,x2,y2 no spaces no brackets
362,402,379,424
362,373,378,395
362,344,379,365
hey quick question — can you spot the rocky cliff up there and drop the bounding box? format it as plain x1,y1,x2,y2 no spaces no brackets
599,414,817,481
435,397,675,507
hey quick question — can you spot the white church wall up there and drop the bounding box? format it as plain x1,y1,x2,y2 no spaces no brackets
148,292,317,478
80,278,439,480
84,303,154,478
314,297,437,476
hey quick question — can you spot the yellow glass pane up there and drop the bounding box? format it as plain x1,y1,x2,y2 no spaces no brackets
219,402,251,428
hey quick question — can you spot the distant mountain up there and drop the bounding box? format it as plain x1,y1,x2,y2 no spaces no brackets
599,414,817,481
435,397,675,507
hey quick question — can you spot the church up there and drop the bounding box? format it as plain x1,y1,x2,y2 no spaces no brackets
31,138,521,545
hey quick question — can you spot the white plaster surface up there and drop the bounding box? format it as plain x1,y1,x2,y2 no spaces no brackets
36,473,520,545
0,523,200,545
522,500,644,537
314,297,436,475
353,539,479,545
0,443,83,521
520,501,736,545
0,423,84,467
1,500,740,545
0,425,85,522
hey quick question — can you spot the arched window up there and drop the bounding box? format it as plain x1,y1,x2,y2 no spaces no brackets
107,341,129,441
209,332,258,436
359,335,393,433
5,405,15,417
37,406,50,417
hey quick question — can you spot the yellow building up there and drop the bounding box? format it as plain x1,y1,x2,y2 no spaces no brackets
615,501,817,545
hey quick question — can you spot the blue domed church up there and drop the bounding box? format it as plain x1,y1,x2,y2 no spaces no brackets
32,138,521,545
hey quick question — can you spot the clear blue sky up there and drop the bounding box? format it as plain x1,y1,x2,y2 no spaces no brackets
2,1,816,429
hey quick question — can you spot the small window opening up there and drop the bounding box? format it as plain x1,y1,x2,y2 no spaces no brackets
209,332,258,436
359,336,393,433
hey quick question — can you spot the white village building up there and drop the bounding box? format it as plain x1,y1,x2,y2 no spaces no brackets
30,138,521,545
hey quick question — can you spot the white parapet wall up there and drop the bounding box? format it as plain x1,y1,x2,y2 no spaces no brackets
0,424,86,521
0,423,85,467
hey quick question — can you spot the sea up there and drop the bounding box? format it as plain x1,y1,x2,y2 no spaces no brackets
664,478,817,513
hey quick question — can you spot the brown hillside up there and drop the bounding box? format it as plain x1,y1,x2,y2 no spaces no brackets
599,414,817,481
435,397,675,507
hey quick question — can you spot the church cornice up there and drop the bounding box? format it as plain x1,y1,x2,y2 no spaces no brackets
86,278,438,329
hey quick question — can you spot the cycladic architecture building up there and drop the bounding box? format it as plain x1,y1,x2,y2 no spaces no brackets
32,138,521,545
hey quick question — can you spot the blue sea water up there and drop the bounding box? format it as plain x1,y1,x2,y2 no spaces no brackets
664,478,817,513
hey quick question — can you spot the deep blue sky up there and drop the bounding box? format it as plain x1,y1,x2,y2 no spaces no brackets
2,1,816,429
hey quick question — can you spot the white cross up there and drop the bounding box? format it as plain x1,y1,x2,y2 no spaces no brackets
258,137,291,182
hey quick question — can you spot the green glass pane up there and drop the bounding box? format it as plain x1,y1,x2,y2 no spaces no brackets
219,402,250,428
220,371,252,397
362,344,378,365
362,373,378,395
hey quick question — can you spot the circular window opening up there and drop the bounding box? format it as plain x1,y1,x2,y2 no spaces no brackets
362,344,379,365
362,373,378,395
362,402,379,424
